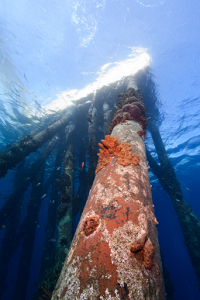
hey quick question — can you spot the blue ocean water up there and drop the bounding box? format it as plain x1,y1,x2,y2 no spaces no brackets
0,0,200,299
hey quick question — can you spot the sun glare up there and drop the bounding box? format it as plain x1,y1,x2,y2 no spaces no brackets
46,49,151,113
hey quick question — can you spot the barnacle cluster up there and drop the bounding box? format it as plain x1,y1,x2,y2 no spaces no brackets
95,135,140,174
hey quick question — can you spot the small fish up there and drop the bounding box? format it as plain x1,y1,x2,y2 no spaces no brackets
49,238,57,242
2,225,6,229
26,177,30,181
58,226,62,232
36,183,41,186
55,136,59,140
57,166,61,171
176,199,180,202
51,200,55,204
186,187,191,191
41,194,46,199
79,162,84,170
37,225,41,228
55,179,59,181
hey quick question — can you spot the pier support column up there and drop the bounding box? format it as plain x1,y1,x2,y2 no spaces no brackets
52,85,165,299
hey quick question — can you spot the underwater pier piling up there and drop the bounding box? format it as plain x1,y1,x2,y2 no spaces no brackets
87,105,98,189
103,100,112,136
0,138,57,298
56,137,75,265
52,85,165,299
12,163,46,300
0,110,73,179
34,136,67,299
0,137,57,229
147,122,200,287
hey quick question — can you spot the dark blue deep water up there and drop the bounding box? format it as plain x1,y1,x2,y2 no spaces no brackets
0,0,200,299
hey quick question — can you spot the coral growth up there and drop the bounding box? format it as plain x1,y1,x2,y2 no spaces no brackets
142,239,154,269
153,216,159,226
39,285,52,300
114,142,131,158
117,149,140,166
57,202,69,218
81,212,100,236
95,145,112,175
100,135,118,153
124,96,140,106
130,229,148,253
137,130,146,137
109,89,147,134
95,135,140,174
130,232,154,270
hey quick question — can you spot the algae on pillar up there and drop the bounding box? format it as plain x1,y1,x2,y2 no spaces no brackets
34,137,67,298
56,138,75,264
87,106,98,188
103,101,112,136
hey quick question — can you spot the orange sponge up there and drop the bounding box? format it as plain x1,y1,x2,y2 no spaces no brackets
95,135,140,174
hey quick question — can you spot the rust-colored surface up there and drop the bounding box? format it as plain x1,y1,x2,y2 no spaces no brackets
52,120,165,300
